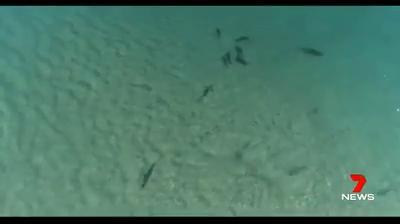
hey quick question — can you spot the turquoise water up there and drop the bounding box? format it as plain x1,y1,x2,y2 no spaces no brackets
0,6,399,216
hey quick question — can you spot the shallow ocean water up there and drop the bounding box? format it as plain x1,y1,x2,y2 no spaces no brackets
0,6,398,215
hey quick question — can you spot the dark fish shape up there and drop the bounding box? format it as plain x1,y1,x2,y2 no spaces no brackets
202,85,214,98
235,36,250,42
234,46,248,65
287,165,308,176
235,55,248,65
221,51,231,67
235,46,243,55
300,47,324,57
198,85,214,102
141,162,156,188
216,28,221,39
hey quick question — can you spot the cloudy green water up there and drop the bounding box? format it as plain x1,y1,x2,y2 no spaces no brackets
0,6,399,216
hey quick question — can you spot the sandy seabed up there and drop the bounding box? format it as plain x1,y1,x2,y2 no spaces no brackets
0,6,399,215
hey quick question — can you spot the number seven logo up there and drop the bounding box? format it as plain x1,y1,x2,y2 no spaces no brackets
350,174,367,193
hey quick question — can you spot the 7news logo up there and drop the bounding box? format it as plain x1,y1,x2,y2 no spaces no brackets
341,174,375,201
